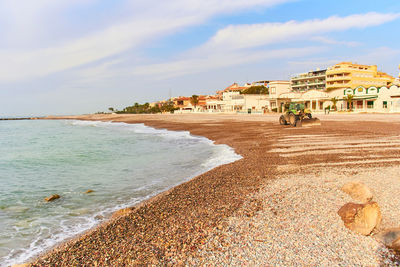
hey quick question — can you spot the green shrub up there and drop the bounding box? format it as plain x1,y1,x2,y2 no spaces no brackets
240,86,268,94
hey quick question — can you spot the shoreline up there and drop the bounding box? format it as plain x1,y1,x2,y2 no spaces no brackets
8,118,241,266
28,114,262,266
29,114,400,265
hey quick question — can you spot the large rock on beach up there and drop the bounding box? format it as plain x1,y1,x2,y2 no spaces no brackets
111,207,135,219
44,194,60,202
341,181,373,203
375,228,400,249
337,202,381,235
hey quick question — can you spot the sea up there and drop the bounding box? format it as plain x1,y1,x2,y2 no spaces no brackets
0,119,241,266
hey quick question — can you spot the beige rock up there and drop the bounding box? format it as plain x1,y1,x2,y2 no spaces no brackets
12,264,29,267
341,181,373,203
111,207,135,219
338,202,381,235
44,194,60,202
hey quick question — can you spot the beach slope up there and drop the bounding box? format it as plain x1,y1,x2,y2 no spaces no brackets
31,114,400,266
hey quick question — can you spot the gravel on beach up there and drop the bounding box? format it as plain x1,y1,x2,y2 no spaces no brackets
29,114,400,266
191,166,400,266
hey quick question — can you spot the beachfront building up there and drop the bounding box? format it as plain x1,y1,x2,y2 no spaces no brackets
218,91,270,113
216,81,271,97
291,69,326,92
204,91,271,113
340,85,400,112
216,82,250,97
197,95,220,112
278,90,330,112
326,62,394,91
266,81,291,112
172,95,222,113
172,96,192,112
205,98,225,112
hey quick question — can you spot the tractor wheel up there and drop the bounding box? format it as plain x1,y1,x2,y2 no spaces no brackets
279,115,287,125
289,113,297,126
295,118,302,127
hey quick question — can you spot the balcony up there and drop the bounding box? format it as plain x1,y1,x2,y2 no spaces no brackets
291,74,326,81
326,76,351,81
307,81,326,86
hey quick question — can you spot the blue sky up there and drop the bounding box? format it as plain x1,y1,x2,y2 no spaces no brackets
0,0,399,116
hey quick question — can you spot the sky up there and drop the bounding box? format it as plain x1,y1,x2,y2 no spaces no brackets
0,0,399,116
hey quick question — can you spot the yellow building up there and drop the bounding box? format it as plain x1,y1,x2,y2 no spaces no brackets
326,62,394,91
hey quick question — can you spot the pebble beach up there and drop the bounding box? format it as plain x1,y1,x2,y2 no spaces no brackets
29,113,400,266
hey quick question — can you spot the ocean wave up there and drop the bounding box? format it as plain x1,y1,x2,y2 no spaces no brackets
68,120,210,142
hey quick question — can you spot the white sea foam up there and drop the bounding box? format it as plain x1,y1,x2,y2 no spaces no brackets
3,120,242,267
69,120,207,141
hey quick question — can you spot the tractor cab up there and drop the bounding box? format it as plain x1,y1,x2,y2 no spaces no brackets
286,102,309,115
288,102,305,113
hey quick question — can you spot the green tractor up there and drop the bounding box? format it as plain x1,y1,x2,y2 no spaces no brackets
279,102,320,127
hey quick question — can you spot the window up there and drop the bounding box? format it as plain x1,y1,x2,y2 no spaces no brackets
271,87,276,94
367,101,374,109
383,101,387,108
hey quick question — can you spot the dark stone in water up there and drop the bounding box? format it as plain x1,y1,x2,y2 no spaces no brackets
44,194,60,202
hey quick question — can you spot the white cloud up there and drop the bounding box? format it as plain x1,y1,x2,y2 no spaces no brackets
130,12,400,79
0,0,93,46
0,15,199,82
0,0,292,82
133,46,326,79
202,12,400,51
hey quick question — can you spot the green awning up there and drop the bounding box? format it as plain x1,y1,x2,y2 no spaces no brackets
342,95,378,100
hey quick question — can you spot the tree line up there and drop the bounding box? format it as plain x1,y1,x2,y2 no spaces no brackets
108,101,178,114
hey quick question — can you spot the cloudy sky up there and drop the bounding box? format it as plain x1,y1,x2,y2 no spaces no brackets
1,0,399,116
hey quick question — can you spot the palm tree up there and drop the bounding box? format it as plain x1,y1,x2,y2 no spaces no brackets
330,97,338,111
190,95,199,111
344,94,354,110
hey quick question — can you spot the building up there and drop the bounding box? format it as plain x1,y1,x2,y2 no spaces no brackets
326,62,394,91
278,90,330,112
341,85,400,112
266,81,291,111
216,82,249,97
252,80,270,87
172,96,191,111
219,91,270,113
291,69,326,92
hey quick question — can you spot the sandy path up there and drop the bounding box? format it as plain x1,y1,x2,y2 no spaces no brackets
30,113,400,266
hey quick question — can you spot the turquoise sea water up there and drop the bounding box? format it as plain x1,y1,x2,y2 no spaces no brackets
0,120,241,266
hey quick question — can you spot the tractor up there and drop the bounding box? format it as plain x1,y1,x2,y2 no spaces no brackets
279,102,320,127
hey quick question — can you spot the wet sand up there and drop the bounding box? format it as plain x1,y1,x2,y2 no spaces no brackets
30,113,400,266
